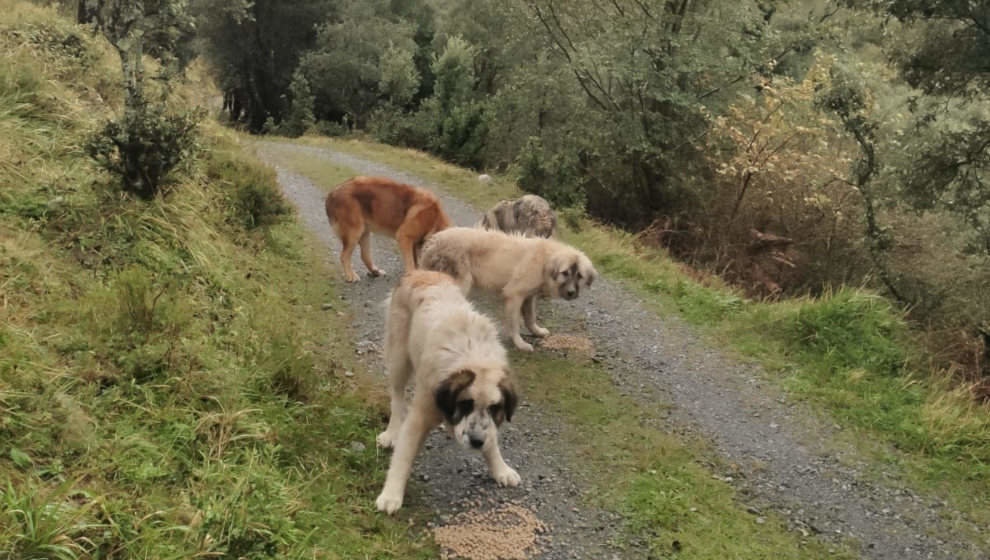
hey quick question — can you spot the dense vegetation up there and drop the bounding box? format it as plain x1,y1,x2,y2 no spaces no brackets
190,0,989,388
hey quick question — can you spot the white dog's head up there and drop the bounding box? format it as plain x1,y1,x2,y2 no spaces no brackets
545,247,597,301
434,368,517,450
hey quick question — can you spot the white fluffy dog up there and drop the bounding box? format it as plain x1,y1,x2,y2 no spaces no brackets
419,227,597,351
375,270,520,514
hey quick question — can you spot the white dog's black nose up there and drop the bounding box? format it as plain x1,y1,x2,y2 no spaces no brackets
469,436,485,449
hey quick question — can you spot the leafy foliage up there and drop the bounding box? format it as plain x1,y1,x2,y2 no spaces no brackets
193,0,334,132
86,102,203,198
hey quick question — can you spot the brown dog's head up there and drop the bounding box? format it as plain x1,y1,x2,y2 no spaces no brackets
545,246,597,301
435,368,518,450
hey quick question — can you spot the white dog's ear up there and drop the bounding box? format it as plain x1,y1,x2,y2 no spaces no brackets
545,252,566,281
496,376,518,424
584,264,597,287
434,369,475,422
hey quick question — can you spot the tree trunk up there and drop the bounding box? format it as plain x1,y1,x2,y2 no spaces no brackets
77,0,100,24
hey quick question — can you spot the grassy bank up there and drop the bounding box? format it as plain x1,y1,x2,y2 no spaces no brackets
0,3,434,557
282,134,990,538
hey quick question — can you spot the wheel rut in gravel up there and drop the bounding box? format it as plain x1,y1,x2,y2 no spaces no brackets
254,139,985,560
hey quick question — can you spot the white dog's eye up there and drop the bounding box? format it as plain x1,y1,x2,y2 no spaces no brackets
576,272,583,280
560,269,569,277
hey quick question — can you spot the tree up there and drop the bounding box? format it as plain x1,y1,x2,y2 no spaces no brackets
88,0,194,110
193,0,335,132
870,0,990,256
85,0,202,198
296,0,417,126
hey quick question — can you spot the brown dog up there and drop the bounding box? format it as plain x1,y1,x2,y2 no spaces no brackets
325,176,452,282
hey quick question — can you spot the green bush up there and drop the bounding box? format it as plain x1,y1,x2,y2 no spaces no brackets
514,136,586,209
429,98,490,168
776,288,910,377
206,150,291,230
87,102,203,199
368,102,431,147
280,69,316,138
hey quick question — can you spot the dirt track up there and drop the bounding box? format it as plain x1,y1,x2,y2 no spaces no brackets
255,139,985,560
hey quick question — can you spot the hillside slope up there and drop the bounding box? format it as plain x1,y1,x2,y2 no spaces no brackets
0,3,433,558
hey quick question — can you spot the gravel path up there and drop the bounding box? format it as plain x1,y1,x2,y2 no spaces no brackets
254,140,985,560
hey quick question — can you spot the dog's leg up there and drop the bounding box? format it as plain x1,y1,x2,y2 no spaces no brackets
337,229,361,283
376,398,437,514
395,233,418,274
377,356,412,449
522,294,550,338
359,231,385,278
504,294,533,351
482,431,521,487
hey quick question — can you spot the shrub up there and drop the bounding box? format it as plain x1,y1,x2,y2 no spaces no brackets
87,102,203,199
205,150,291,230
514,136,586,209
776,288,910,377
280,69,316,137
368,103,430,147
429,98,490,168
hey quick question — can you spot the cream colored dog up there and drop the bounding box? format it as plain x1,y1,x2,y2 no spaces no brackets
419,227,597,352
375,271,520,515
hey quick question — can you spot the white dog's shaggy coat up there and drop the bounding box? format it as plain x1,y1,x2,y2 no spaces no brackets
419,227,597,352
375,271,520,515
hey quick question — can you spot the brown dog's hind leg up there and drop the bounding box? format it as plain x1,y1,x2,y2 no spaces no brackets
359,231,385,277
395,232,419,274
338,231,361,283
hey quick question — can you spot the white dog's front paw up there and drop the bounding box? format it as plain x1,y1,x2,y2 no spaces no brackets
513,338,534,352
493,466,521,487
376,431,396,449
376,491,404,514
530,325,550,337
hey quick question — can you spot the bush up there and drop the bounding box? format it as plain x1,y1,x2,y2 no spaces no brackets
206,150,291,230
367,102,431,147
280,69,316,137
315,119,349,137
776,288,909,377
87,102,203,199
514,136,586,209
428,98,490,168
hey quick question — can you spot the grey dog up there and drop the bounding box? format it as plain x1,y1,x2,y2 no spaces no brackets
479,194,557,238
